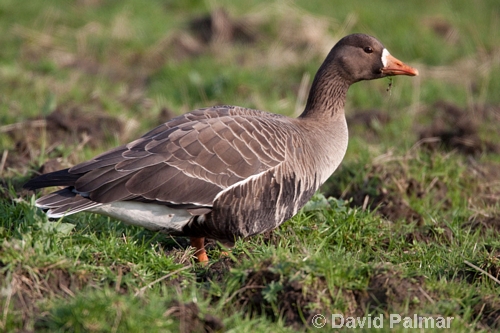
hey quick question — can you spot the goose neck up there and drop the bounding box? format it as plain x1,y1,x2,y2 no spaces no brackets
299,68,350,120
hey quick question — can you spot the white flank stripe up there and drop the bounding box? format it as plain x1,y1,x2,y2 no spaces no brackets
213,168,272,202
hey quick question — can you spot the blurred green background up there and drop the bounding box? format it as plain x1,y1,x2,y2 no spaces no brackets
1,1,499,332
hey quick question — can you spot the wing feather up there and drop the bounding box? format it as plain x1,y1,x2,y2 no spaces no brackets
126,163,180,193
69,145,128,173
26,106,295,213
115,151,168,171
89,176,134,203
75,165,132,192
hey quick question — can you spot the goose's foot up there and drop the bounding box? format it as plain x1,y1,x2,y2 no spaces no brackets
190,237,208,263
219,241,234,258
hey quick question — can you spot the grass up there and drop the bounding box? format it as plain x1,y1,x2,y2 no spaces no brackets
1,0,500,332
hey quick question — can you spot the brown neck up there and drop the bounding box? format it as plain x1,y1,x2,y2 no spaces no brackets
299,66,350,120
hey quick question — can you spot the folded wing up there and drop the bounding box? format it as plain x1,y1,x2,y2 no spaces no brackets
25,106,291,214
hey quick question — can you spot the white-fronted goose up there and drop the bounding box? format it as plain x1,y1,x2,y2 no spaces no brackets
24,34,418,262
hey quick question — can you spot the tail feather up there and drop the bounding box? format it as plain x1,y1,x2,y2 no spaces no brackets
23,168,81,190
35,188,78,208
35,188,102,218
47,200,102,218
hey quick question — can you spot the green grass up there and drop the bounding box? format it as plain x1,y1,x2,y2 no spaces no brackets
1,1,500,332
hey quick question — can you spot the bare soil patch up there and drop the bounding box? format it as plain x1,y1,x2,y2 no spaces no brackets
225,262,429,329
197,256,236,285
354,266,427,313
417,101,500,155
347,109,391,142
325,163,451,223
165,300,224,333
1,266,93,330
165,8,258,61
326,158,467,249
466,160,500,208
234,260,331,329
473,296,500,329
403,224,454,245
2,105,126,177
465,215,500,235
41,105,125,149
459,245,500,284
189,8,256,46
422,16,459,44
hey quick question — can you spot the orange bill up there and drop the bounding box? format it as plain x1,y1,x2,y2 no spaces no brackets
381,53,419,76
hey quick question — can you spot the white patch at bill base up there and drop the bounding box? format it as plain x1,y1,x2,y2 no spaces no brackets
381,48,390,67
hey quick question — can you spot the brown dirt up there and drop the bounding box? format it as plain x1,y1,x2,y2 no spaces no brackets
165,8,258,61
189,8,256,46
165,300,224,333
422,17,459,44
0,177,31,200
226,262,429,328
464,215,500,235
0,157,68,199
354,266,427,313
158,107,177,124
417,101,500,155
37,158,65,175
0,139,33,177
258,229,284,248
0,157,79,200
404,224,454,245
195,258,430,329
347,109,391,142
42,105,125,149
466,160,500,208
473,296,500,329
199,258,432,328
1,266,93,331
325,164,449,224
348,110,391,128
2,104,126,179
459,245,500,284
197,256,236,285
377,196,423,225
234,260,332,329
325,160,460,250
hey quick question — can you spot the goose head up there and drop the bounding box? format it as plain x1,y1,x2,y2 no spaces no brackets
322,33,418,84
302,34,418,117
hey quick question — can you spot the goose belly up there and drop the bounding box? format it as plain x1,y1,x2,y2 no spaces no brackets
88,201,193,233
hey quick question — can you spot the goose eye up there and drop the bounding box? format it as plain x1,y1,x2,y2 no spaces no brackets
364,46,373,54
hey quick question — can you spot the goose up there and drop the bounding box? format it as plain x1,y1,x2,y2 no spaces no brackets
24,33,418,262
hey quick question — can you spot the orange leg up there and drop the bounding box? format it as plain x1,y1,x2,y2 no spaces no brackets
190,237,208,263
